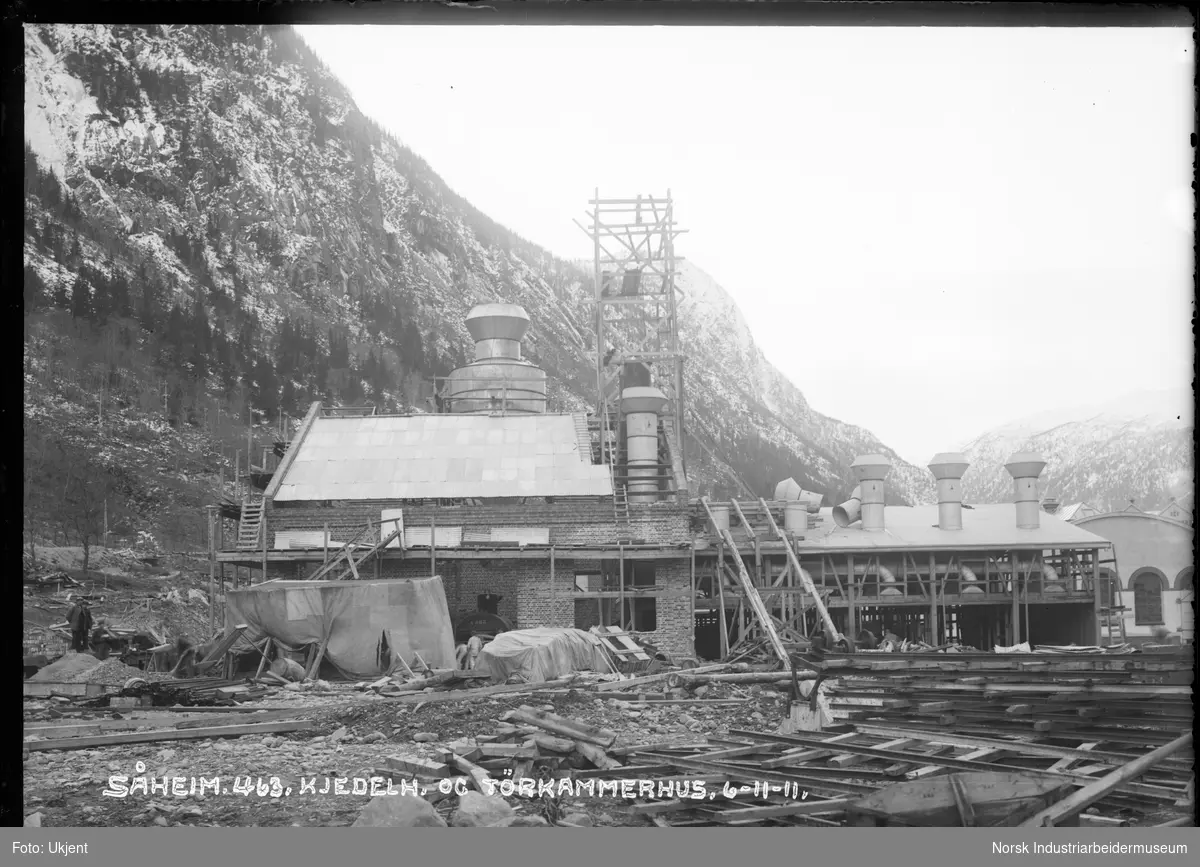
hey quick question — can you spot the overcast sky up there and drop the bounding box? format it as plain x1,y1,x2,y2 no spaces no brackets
295,25,1194,465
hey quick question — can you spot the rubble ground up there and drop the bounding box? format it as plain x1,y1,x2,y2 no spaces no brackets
23,680,790,828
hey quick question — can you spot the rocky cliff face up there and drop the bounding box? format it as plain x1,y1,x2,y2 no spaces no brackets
24,23,933,511
959,389,1193,511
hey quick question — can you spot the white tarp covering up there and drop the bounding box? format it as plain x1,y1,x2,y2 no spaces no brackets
993,642,1032,654
474,628,609,684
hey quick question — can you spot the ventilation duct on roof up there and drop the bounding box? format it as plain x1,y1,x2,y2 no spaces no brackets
1005,451,1047,530
928,452,970,531
833,455,890,531
443,303,548,414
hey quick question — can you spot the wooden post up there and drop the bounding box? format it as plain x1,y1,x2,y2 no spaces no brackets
929,553,938,645
618,544,625,631
689,541,696,655
1092,548,1103,645
716,544,729,658
323,523,329,565
550,546,556,626
847,554,856,637
430,516,436,576
260,508,268,584
1024,554,1032,646
206,506,217,634
1010,550,1020,644
234,450,241,502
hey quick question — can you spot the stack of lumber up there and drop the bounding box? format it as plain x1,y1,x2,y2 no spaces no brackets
821,650,1194,747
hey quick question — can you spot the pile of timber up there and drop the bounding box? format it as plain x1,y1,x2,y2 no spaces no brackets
375,705,629,805
95,676,272,707
820,650,1194,747
613,723,1193,827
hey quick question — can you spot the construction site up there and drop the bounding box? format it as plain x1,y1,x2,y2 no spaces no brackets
23,193,1195,829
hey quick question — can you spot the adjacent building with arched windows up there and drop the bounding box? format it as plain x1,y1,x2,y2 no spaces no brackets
1073,511,1194,643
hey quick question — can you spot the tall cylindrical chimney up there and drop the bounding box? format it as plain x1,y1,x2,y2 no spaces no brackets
1005,451,1048,529
851,454,891,531
928,452,970,531
621,386,668,503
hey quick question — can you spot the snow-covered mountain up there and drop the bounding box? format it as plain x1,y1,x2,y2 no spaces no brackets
959,389,1193,510
23,23,932,519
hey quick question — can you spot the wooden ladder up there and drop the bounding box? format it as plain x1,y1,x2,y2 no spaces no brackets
1097,554,1128,646
236,495,265,551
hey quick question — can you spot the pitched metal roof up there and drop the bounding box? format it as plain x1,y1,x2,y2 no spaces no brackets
273,412,612,502
793,504,1111,552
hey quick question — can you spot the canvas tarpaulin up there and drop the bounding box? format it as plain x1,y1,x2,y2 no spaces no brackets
474,627,609,684
224,577,455,680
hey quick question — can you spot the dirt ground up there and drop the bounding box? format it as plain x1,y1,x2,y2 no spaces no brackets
23,683,790,827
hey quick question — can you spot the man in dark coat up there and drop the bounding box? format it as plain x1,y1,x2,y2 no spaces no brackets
66,599,93,653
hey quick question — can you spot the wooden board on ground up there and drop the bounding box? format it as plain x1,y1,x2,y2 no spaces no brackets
25,719,313,751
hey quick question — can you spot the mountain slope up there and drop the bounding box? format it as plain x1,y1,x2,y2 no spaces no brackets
959,389,1193,510
23,22,931,537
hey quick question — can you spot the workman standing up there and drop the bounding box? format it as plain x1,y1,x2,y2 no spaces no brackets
66,599,93,653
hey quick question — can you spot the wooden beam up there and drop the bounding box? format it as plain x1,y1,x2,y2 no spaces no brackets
26,720,313,752
1021,732,1193,827
702,501,787,665
758,498,840,641
729,500,756,539
714,797,853,823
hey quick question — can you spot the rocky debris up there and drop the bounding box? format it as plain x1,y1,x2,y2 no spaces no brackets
28,652,101,682
562,812,593,826
450,792,515,827
411,732,438,743
353,795,447,828
78,657,174,686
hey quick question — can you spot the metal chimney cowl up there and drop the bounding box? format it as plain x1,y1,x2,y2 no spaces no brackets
928,452,970,531
1004,451,1048,530
851,454,891,531
444,303,547,414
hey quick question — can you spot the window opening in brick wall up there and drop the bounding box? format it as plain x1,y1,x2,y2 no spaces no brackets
624,562,657,632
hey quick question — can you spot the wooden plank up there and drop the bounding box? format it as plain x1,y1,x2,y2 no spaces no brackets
305,634,329,680
26,720,313,751
850,724,1183,770
387,675,579,704
715,797,853,823
23,682,114,698
628,799,691,815
593,663,735,692
477,743,536,759
385,755,450,778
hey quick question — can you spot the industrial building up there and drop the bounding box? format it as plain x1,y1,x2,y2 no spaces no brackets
1070,507,1194,644
211,192,1123,661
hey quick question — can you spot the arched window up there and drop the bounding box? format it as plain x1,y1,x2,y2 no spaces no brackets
1176,568,1193,592
1130,569,1166,626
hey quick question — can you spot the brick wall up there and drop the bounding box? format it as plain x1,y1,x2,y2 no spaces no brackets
263,499,689,548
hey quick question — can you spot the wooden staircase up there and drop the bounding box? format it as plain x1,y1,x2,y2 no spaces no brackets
236,495,265,551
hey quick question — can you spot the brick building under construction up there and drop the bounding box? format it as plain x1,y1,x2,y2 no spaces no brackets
213,193,1116,662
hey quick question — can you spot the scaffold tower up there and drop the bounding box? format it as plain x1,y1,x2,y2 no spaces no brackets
577,191,688,482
